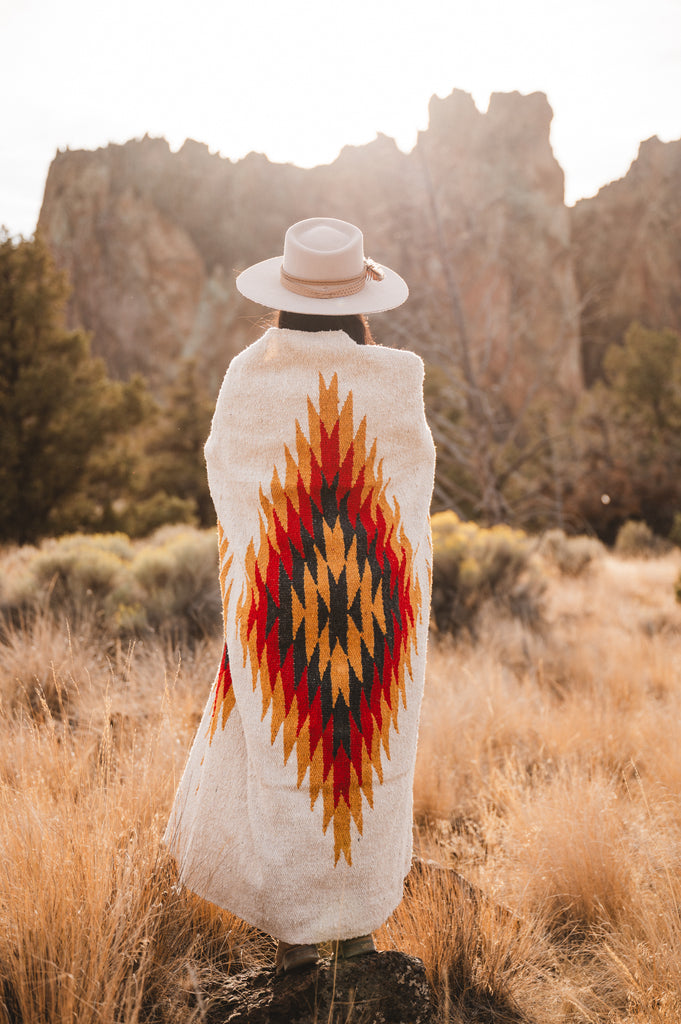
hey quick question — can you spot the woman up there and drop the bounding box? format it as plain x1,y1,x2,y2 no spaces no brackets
165,217,435,973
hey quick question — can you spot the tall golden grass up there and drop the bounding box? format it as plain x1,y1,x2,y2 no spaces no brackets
1,548,681,1022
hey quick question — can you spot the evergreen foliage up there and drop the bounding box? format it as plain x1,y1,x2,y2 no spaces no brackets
138,360,215,528
0,232,149,544
565,322,681,541
603,322,681,430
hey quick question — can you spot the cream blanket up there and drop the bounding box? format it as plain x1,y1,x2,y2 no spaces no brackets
165,327,435,943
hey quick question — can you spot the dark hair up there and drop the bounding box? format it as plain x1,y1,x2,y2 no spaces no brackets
275,310,374,346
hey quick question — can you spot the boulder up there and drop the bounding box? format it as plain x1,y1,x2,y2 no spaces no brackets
201,950,437,1024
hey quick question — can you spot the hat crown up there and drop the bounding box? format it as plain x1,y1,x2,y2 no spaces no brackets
234,215,408,314
283,218,364,282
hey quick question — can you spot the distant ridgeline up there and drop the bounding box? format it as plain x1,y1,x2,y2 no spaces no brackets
37,90,681,408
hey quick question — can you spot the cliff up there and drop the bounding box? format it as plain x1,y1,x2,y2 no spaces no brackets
38,89,583,406
571,135,681,383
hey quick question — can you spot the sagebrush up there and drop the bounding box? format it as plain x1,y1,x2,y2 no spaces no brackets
0,526,221,644
430,510,545,637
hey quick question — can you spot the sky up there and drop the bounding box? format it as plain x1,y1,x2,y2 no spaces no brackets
1,0,680,238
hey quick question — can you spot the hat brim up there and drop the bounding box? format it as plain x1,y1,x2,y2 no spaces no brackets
236,256,409,315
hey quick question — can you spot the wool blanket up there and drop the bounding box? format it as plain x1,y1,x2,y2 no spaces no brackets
165,327,436,943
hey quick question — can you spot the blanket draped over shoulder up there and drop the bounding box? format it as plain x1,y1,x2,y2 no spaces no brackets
165,327,436,943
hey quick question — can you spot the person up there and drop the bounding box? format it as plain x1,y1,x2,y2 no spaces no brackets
164,217,436,973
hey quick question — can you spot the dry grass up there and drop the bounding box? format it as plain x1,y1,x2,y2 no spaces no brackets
412,551,681,1021
0,626,259,1024
1,549,681,1022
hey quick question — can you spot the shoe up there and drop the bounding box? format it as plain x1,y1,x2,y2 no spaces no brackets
332,934,377,960
275,940,319,974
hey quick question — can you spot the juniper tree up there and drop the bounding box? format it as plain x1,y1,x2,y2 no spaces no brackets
0,231,149,543
138,359,215,528
566,322,681,539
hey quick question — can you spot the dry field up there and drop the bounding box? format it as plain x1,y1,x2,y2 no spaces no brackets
1,549,681,1023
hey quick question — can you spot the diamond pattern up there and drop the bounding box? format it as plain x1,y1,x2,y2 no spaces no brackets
235,372,423,865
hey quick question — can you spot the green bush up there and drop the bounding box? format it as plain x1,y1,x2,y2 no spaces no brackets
0,527,222,644
114,492,197,539
614,520,670,559
538,529,604,577
430,511,545,638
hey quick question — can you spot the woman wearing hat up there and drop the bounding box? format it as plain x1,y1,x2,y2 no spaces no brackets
165,218,436,973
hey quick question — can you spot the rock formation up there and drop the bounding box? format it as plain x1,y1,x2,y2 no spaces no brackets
201,951,437,1024
413,90,582,408
571,135,681,384
38,89,583,410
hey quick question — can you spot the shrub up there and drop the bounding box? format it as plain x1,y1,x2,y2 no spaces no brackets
538,529,604,577
131,527,221,639
614,520,670,558
115,492,197,539
0,543,39,615
4,534,135,629
430,511,545,638
0,527,222,644
669,512,681,549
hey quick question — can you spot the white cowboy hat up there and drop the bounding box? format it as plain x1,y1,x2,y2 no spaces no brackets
235,217,408,315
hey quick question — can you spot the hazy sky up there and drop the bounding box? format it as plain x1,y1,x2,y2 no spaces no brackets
2,0,680,238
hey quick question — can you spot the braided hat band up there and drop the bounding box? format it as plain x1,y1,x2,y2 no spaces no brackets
280,258,385,299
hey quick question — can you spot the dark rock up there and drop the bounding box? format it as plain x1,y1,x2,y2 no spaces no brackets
201,950,437,1024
